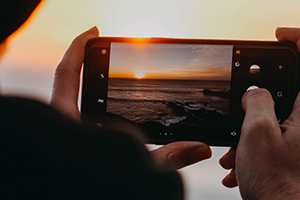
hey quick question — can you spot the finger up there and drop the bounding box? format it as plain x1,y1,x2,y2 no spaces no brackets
50,26,99,120
222,168,238,188
275,28,300,126
283,92,300,126
275,27,300,51
241,88,281,143
219,147,236,170
151,141,212,170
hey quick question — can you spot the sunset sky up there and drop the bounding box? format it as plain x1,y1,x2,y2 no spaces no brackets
110,43,232,80
1,1,300,199
1,0,300,101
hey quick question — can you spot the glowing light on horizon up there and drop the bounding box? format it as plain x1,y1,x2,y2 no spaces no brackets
134,70,146,79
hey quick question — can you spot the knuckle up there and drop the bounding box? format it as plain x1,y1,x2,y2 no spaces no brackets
243,115,277,140
254,116,276,131
71,36,83,47
166,151,190,167
54,63,69,78
166,152,178,164
71,32,94,49
249,115,274,130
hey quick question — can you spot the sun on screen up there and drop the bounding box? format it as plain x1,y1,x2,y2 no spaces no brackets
134,70,146,79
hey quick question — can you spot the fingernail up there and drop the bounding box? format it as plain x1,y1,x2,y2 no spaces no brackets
247,85,259,91
89,26,99,35
89,26,97,30
193,145,212,160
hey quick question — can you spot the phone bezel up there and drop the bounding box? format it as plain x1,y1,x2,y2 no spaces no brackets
82,37,300,146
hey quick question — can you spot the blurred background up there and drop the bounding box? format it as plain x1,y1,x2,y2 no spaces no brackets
1,0,300,199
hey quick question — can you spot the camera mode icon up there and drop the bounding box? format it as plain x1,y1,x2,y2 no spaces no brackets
97,98,105,103
96,123,102,127
279,65,284,70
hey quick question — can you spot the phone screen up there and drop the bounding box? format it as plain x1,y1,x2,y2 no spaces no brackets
107,43,233,129
82,38,298,145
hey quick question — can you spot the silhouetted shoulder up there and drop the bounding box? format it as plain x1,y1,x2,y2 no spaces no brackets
0,96,183,200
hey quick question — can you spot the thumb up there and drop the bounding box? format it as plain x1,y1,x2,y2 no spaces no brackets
151,141,212,170
240,87,281,145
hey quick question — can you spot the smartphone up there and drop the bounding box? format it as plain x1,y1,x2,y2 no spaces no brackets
81,37,300,146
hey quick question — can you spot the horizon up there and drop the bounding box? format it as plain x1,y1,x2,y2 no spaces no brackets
108,77,231,81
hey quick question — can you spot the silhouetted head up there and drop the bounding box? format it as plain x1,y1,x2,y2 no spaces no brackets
0,0,41,43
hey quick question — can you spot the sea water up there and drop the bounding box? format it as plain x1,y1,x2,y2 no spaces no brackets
107,78,230,127
107,78,230,126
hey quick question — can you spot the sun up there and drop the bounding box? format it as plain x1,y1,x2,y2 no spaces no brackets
134,70,146,79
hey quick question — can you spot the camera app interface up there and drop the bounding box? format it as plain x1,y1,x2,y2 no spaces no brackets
107,42,233,133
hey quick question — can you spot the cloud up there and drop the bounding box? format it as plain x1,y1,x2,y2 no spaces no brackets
155,44,233,80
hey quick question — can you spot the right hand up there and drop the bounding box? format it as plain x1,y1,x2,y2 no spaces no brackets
220,27,300,200
238,88,300,199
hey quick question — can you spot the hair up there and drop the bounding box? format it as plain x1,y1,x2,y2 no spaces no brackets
0,0,41,60
0,0,42,43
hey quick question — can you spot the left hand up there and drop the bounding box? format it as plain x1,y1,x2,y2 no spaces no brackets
50,26,99,121
50,27,212,171
151,141,211,170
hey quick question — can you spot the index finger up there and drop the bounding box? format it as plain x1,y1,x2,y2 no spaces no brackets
50,27,99,120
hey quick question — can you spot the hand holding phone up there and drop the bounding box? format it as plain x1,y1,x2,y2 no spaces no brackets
219,28,300,200
81,37,299,146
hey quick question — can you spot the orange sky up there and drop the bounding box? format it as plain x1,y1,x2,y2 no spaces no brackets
1,0,300,99
109,43,232,80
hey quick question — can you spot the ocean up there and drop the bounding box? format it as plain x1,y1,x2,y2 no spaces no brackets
107,78,230,128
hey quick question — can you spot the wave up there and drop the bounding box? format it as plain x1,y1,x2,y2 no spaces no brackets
108,97,166,103
108,96,229,129
109,88,230,97
160,115,188,126
156,101,227,126
141,100,230,135
108,97,226,114
203,89,230,98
